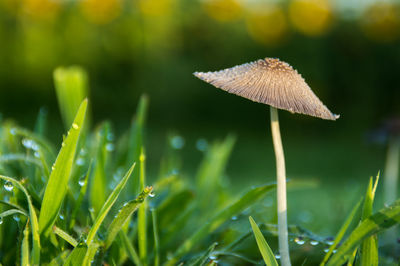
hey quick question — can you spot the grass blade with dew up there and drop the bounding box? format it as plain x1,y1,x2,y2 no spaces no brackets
152,209,160,266
86,162,136,245
249,216,279,266
0,175,41,265
138,148,148,264
21,222,30,266
126,95,148,196
53,66,89,130
188,242,218,266
320,198,363,265
326,198,400,266
167,183,276,265
359,174,379,266
0,208,28,219
38,99,88,237
105,186,153,249
69,162,92,230
52,226,78,247
90,122,112,215
195,135,235,212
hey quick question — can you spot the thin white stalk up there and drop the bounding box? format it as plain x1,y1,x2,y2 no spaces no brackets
270,107,291,266
383,137,400,246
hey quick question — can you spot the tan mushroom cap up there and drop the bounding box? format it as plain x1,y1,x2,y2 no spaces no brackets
194,58,339,120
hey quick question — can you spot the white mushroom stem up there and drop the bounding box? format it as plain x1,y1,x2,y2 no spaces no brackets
383,137,400,245
270,106,291,266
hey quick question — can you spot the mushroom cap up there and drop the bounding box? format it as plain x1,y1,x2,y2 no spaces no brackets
194,58,339,120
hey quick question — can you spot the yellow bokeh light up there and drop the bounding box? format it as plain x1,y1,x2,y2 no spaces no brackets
246,5,288,45
80,0,121,25
361,2,400,43
288,0,332,36
138,0,175,16
21,0,61,21
203,0,242,22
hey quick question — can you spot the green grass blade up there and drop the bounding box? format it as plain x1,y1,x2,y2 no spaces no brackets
138,148,147,264
120,231,142,266
86,162,136,245
21,222,30,266
168,184,276,265
320,198,363,265
249,216,278,266
34,107,48,136
326,199,400,266
151,209,160,266
48,250,70,266
54,66,89,129
359,174,380,266
39,99,88,237
0,208,28,219
127,95,148,195
105,186,153,249
188,242,218,266
52,226,78,247
0,175,41,265
64,242,88,266
90,122,111,215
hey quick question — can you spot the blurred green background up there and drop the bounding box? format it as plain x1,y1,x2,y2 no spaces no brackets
0,0,399,235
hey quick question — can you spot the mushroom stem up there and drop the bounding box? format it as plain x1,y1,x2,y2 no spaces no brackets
270,106,291,266
383,137,400,246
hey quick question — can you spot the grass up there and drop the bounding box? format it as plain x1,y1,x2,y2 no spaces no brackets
0,68,399,265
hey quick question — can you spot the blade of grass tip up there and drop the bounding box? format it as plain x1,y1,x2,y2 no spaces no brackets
127,95,148,196
105,186,153,249
249,217,279,266
359,174,380,266
0,175,41,265
52,226,78,247
167,184,276,265
54,66,89,129
86,163,136,245
120,231,142,266
320,198,363,266
34,107,48,137
326,199,400,266
38,99,87,237
21,222,30,266
69,162,93,230
188,242,218,266
138,148,148,264
151,209,160,266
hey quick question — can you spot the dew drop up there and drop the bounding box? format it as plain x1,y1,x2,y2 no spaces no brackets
13,214,20,222
4,181,13,192
275,254,281,259
196,138,208,151
333,249,337,253
0,217,3,225
123,202,128,207
231,216,238,221
59,214,64,220
89,207,95,213
324,248,330,253
34,152,40,158
294,236,305,245
149,192,155,198
209,255,217,260
170,136,185,149
106,143,115,152
22,138,34,149
72,123,79,130
61,142,66,147
325,237,334,246
78,178,85,187
10,128,17,135
76,158,85,166
51,164,55,171
310,240,319,246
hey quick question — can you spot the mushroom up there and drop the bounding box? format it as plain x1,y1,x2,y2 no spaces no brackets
194,58,339,266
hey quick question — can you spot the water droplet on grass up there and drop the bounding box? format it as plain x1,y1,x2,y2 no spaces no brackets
209,255,217,260
22,138,34,149
231,216,238,221
59,214,64,220
310,240,319,246
72,123,79,130
76,158,85,166
325,237,334,245
106,143,114,151
149,192,155,198
4,181,13,191
10,128,17,135
196,138,208,151
324,248,330,253
13,214,20,222
294,236,305,245
78,178,85,187
275,254,281,259
170,136,185,149
34,152,40,158
0,217,3,224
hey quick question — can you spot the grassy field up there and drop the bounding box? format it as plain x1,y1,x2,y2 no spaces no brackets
0,68,399,265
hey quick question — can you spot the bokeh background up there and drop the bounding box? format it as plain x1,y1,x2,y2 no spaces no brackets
1,0,400,235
